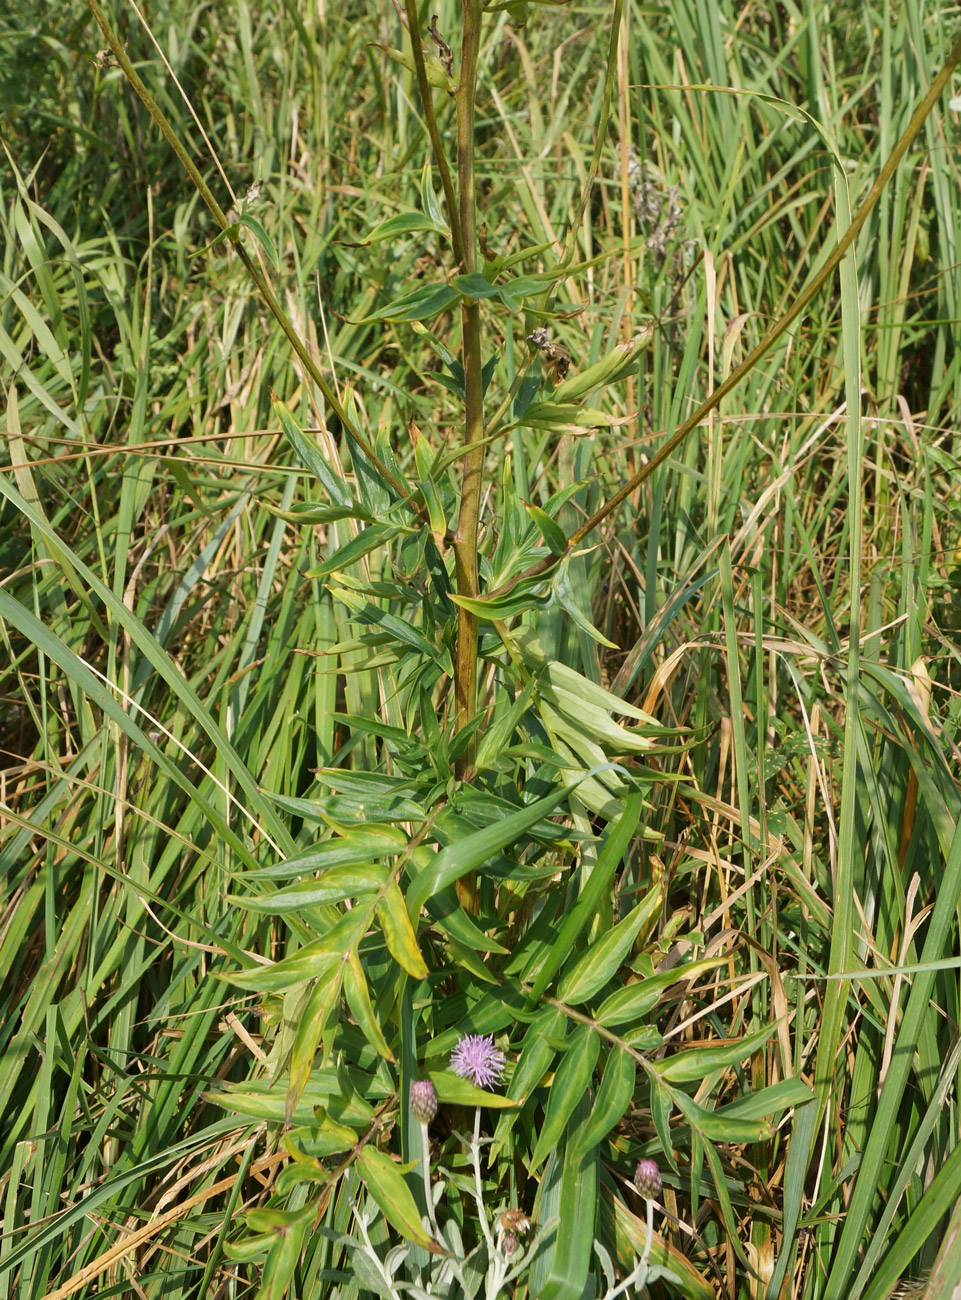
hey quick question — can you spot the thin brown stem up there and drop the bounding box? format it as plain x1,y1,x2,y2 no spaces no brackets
452,0,484,759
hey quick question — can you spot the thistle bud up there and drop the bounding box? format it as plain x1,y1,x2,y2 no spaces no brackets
410,1079,438,1125
634,1158,662,1199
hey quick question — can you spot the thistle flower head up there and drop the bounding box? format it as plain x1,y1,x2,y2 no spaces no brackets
634,1157,662,1199
409,1079,438,1125
450,1033,506,1090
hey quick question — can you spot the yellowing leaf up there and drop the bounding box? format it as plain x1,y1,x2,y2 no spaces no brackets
377,881,429,978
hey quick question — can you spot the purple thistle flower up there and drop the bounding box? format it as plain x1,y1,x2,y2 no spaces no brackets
450,1033,506,1090
634,1157,662,1199
410,1079,438,1124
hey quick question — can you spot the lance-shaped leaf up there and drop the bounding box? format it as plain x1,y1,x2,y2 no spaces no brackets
520,401,616,428
308,522,408,578
286,958,345,1124
569,1047,636,1158
556,893,658,1005
527,792,642,1003
530,1093,599,1300
655,1020,779,1084
595,956,725,1028
275,399,357,509
377,881,429,978
427,1070,517,1108
227,909,368,992
530,1024,600,1169
225,864,390,912
362,281,460,323
406,782,574,918
525,502,567,556
552,327,653,402
344,950,394,1060
357,1146,444,1252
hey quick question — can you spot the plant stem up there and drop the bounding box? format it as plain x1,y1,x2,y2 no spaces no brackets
451,0,484,770
603,1201,654,1300
469,1107,496,1254
419,1122,443,1243
356,1210,404,1300
402,0,465,268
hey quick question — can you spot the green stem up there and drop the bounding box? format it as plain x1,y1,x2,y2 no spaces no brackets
403,0,465,268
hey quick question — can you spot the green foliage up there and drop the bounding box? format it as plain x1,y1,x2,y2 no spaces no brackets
2,1,961,1299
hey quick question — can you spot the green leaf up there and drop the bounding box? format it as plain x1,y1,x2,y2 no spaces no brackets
521,401,615,428
223,1231,276,1263
711,1077,814,1122
374,44,456,91
427,1070,517,1109
287,960,345,1121
421,161,445,228
225,865,390,912
674,1089,775,1144
594,957,725,1028
245,826,409,880
344,951,395,1060
551,328,652,402
656,1020,779,1084
491,1005,566,1157
553,554,619,648
263,501,371,525
556,893,657,1005
525,502,567,556
357,1146,442,1252
451,270,500,299
329,581,453,672
377,881,429,978
237,212,279,267
363,281,460,323
308,523,407,577
448,584,554,620
364,211,448,243
210,1071,375,1128
527,792,643,1003
275,399,357,508
530,1024,600,1168
569,1047,636,1158
405,781,574,918
227,910,366,992
530,1093,599,1300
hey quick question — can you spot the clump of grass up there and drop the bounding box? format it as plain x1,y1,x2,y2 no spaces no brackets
2,3,961,1300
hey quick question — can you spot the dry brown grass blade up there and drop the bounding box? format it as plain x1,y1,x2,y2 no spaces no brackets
40,1150,288,1300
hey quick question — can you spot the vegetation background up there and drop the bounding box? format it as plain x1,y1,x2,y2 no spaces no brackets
2,1,961,1298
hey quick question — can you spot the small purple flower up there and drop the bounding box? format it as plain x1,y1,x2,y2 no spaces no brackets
410,1079,438,1124
634,1157,662,1199
450,1033,506,1090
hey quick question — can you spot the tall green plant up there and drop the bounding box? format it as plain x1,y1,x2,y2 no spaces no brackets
3,2,961,1298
